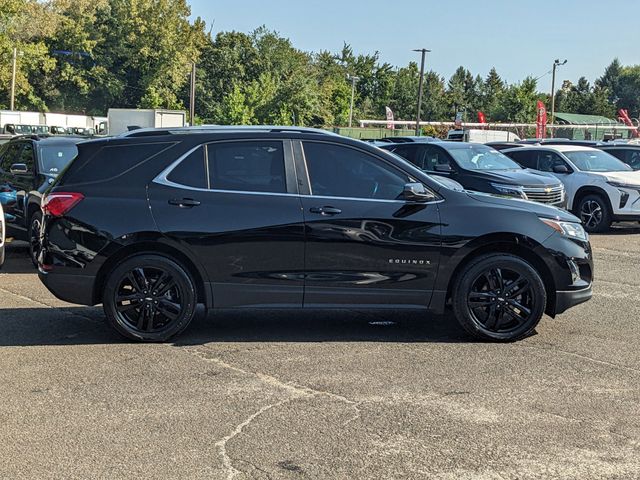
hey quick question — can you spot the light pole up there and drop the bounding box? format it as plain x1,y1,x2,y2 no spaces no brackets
189,62,196,126
413,48,431,136
10,47,18,111
550,59,567,137
347,75,360,128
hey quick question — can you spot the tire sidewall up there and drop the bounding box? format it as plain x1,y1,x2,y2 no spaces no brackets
28,211,42,267
578,194,611,233
103,254,197,342
453,255,546,342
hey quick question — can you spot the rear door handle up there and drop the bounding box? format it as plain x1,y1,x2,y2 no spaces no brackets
168,198,201,208
309,206,342,216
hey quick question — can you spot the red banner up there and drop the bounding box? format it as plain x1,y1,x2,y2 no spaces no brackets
536,101,547,139
478,111,486,124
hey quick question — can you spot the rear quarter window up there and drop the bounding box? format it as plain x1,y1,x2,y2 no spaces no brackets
61,142,175,184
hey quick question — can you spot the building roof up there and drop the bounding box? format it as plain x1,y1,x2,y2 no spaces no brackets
554,112,621,125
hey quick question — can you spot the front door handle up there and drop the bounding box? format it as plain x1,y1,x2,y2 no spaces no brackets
309,206,342,216
168,198,201,208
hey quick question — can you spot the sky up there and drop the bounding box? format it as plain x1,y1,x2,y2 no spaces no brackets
189,0,640,89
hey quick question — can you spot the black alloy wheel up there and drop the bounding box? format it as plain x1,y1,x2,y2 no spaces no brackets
578,194,611,233
103,255,197,342
28,211,42,267
452,254,546,341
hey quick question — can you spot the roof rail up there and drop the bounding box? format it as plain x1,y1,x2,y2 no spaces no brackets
119,125,336,138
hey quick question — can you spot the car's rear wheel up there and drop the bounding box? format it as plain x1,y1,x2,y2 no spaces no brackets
103,254,197,342
577,194,611,233
28,211,42,267
452,254,546,342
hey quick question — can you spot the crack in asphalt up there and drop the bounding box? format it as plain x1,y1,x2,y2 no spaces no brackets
181,346,362,479
519,343,640,374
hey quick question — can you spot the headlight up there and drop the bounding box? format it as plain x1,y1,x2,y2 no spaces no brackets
607,181,640,190
491,183,527,199
540,218,588,241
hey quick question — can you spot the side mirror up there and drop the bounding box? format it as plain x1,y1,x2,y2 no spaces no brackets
403,182,436,202
553,165,570,174
434,164,454,173
10,163,28,175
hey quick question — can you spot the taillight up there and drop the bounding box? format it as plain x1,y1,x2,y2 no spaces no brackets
42,192,84,217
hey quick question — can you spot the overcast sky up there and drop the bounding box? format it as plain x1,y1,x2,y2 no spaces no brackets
189,0,639,89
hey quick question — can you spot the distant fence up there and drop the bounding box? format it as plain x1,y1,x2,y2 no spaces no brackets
354,120,638,141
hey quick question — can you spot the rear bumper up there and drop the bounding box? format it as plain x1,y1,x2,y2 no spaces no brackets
38,270,96,305
554,285,592,315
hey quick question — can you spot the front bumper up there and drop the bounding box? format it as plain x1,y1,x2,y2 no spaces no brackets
555,285,593,314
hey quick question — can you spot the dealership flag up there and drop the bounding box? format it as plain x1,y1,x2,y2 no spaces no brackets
478,111,486,124
536,101,547,139
618,109,639,138
385,107,395,129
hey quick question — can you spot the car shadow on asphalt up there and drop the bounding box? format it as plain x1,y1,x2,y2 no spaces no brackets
0,306,473,347
1,243,36,274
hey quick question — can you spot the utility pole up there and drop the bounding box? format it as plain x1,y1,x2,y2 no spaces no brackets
10,47,18,111
550,59,567,137
189,62,196,126
347,75,360,128
413,48,431,136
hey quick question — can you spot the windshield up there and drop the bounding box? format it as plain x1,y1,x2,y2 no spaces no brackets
564,150,632,172
40,144,78,175
447,144,522,171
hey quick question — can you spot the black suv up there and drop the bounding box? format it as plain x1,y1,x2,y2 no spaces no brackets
38,127,593,342
380,141,567,208
0,135,83,264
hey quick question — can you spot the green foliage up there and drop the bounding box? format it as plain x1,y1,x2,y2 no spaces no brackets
1,3,637,127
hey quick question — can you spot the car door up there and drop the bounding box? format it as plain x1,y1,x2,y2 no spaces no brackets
148,139,305,308
297,140,442,308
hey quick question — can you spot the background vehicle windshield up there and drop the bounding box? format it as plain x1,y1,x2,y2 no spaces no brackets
448,145,522,171
40,145,78,175
564,150,631,172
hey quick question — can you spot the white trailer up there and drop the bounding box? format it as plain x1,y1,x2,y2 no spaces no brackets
447,129,521,143
107,109,186,135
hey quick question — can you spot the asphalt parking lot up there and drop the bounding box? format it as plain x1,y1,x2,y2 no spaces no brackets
0,230,639,480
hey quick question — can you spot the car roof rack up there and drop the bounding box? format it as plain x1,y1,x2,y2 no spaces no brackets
119,125,337,138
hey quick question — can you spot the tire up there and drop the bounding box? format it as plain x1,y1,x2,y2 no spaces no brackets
576,194,612,233
452,254,547,342
28,211,42,267
103,254,197,342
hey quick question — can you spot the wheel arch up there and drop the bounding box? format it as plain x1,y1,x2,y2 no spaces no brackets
571,185,612,214
92,241,211,308
444,236,557,317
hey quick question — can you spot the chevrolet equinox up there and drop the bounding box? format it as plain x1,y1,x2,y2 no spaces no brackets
38,127,593,342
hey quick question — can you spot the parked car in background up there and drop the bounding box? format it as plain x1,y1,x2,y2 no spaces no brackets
377,136,441,144
0,202,5,268
380,141,566,208
503,145,640,232
0,135,83,264
38,126,592,343
595,144,640,170
485,142,526,151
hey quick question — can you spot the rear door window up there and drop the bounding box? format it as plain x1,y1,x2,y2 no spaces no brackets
166,147,207,189
207,141,286,193
505,150,537,169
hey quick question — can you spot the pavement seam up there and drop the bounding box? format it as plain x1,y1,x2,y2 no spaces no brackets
0,285,102,325
519,343,640,374
180,346,362,478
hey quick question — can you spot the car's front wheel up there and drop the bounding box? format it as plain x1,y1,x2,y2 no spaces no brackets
452,254,546,342
103,254,197,342
577,194,611,233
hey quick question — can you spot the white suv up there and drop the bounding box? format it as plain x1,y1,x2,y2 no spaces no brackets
504,145,640,232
